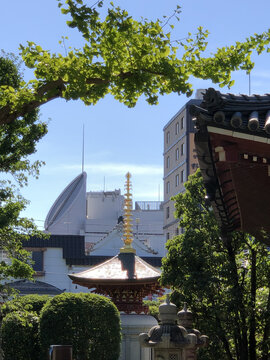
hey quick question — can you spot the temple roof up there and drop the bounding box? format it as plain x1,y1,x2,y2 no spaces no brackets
23,234,162,267
191,88,270,135
69,252,161,286
90,222,158,257
9,280,63,295
191,88,270,244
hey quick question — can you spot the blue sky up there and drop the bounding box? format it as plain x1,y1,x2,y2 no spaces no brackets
1,0,270,229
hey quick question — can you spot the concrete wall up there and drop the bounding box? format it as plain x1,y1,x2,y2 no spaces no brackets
86,190,124,220
36,248,90,294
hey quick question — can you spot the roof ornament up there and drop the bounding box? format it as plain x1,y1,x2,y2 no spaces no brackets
120,172,136,254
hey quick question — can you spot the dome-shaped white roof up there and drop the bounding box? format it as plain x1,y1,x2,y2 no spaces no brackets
44,172,86,234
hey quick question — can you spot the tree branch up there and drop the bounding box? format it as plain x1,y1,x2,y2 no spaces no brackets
0,68,168,125
0,79,65,125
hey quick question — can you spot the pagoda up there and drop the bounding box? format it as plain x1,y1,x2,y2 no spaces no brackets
69,173,163,360
69,172,163,313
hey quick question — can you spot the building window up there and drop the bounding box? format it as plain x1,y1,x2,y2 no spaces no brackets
166,131,170,144
181,143,185,156
191,163,199,170
180,116,184,129
166,206,170,219
181,169,185,183
32,250,44,273
175,122,179,135
166,232,170,240
175,228,179,236
175,174,179,187
175,148,179,161
166,156,170,169
166,181,170,194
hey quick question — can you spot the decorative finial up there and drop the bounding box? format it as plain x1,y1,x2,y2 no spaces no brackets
120,172,136,253
177,302,193,328
166,294,170,304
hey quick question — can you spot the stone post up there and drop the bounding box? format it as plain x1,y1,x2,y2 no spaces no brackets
139,296,208,360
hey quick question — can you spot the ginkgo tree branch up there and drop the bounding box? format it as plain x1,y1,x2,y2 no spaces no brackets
0,1,270,126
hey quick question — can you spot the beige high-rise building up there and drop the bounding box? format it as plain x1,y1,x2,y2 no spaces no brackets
163,97,201,240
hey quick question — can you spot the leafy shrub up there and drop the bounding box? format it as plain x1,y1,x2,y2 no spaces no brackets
2,311,39,360
39,293,121,360
2,294,50,317
144,294,167,321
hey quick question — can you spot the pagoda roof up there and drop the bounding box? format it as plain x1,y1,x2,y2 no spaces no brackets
191,88,270,244
69,251,163,314
69,252,161,287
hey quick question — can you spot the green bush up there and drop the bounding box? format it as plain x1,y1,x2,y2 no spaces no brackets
2,294,51,317
2,311,40,360
144,294,167,321
39,293,121,360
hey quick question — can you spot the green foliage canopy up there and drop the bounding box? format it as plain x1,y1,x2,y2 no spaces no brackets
0,55,48,299
1,1,270,125
2,310,40,360
161,170,270,360
1,294,50,318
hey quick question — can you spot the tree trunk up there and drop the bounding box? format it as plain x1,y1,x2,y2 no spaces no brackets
249,248,257,360
215,315,234,360
223,235,249,360
233,331,240,360
261,288,270,360
0,308,4,360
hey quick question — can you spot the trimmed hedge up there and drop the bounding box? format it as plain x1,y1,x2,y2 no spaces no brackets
2,294,50,317
2,311,40,360
39,293,121,360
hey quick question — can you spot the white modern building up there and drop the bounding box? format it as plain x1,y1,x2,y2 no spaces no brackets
44,172,165,258
15,172,165,295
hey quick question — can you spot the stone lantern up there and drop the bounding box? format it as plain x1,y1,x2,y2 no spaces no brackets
139,296,208,360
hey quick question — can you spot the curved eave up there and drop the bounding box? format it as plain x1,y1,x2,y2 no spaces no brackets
68,275,160,286
68,252,161,287
194,130,241,233
191,88,270,244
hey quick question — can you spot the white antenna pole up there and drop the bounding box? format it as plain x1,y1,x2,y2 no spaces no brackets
82,124,85,173
158,184,160,202
103,176,105,191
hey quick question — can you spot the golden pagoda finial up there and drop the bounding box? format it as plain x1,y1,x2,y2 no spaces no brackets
120,172,136,253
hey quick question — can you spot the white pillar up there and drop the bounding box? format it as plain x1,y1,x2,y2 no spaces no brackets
120,314,157,360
